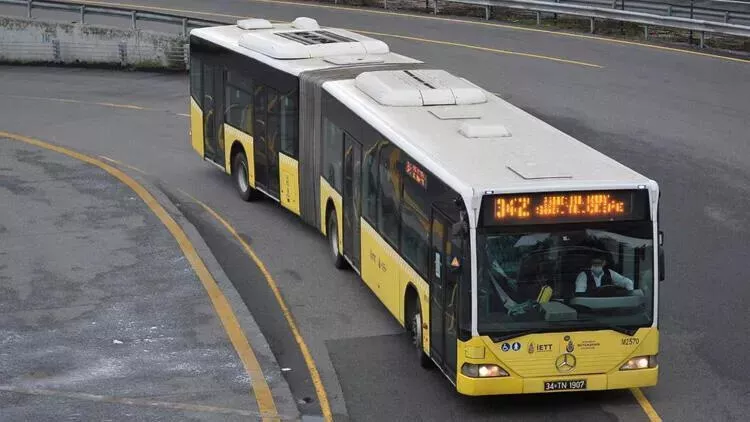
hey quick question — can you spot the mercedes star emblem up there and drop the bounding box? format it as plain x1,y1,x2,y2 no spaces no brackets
555,353,577,372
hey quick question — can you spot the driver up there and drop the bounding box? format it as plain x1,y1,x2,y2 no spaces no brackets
575,257,634,295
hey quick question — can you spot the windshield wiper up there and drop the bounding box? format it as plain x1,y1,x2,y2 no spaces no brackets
491,328,550,343
575,318,640,336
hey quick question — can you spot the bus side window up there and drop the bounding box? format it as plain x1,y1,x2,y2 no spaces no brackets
400,157,430,277
280,91,298,157
378,142,401,247
190,56,202,105
362,143,379,224
322,117,344,191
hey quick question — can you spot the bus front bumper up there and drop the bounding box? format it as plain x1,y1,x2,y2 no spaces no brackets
456,367,658,396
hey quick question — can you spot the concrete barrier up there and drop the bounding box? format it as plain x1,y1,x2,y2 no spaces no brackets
0,15,187,69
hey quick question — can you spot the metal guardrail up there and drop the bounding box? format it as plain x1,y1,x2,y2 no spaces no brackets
437,0,750,44
0,0,224,35
1,0,748,47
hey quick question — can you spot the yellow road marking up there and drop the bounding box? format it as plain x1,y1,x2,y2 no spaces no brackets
61,0,599,67
0,386,271,418
176,188,334,422
630,388,663,422
354,29,602,67
0,94,188,117
0,132,280,422
100,155,148,175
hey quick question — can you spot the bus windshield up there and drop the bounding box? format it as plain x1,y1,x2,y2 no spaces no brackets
476,222,654,336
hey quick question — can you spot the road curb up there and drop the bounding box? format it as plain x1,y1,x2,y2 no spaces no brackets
110,167,301,421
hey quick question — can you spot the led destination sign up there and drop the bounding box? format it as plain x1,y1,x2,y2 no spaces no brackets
482,190,648,226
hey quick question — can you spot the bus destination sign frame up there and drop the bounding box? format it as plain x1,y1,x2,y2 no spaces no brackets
481,189,649,226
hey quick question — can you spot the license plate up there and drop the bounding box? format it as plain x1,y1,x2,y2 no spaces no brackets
544,379,587,391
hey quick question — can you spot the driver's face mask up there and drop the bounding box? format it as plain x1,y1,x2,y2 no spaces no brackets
591,265,604,276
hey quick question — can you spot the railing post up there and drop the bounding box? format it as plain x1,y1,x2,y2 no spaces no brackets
27,0,32,18
724,11,729,23
644,25,648,40
699,31,705,48
182,18,187,37
590,17,595,33
667,5,672,16
384,0,387,9
131,11,137,30
485,5,490,20
434,0,438,15
536,11,541,25
80,5,85,24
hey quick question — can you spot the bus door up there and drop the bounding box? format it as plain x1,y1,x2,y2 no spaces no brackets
202,62,224,164
343,134,362,269
430,209,459,378
253,85,281,199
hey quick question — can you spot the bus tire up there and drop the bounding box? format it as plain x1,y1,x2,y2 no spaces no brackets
327,210,346,270
410,299,433,369
232,151,260,202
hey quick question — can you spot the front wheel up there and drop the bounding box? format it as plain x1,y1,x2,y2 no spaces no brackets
410,300,433,369
327,211,346,270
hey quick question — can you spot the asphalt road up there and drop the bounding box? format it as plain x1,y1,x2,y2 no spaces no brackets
1,0,749,420
0,137,297,421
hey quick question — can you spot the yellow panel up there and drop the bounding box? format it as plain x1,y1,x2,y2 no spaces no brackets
223,124,254,187
190,97,204,157
319,177,343,253
481,327,658,378
360,219,383,299
456,332,659,395
279,153,300,216
465,346,486,360
607,367,658,389
359,220,399,318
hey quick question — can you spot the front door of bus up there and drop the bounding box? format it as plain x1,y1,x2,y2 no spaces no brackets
202,62,224,165
343,134,362,268
430,210,459,378
253,85,280,199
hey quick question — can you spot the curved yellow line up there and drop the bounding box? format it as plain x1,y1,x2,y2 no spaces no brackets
176,189,334,422
630,387,663,422
0,131,280,422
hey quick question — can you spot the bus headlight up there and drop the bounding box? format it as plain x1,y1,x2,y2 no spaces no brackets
461,363,509,378
619,355,657,370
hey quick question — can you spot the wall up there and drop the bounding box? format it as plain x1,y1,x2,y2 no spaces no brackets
0,15,187,69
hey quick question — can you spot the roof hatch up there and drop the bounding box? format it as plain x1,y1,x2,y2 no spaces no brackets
355,69,487,106
458,122,511,138
237,20,389,59
236,18,273,30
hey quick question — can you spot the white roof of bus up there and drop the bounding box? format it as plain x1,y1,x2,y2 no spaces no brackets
189,20,421,76
323,75,654,199
191,19,655,203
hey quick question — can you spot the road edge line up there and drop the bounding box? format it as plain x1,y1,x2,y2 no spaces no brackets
0,131,283,422
175,189,334,422
630,388,663,422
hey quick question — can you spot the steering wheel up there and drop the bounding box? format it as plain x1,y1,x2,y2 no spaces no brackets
588,284,630,297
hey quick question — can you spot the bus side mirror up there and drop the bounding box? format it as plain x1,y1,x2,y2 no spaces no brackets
451,221,468,238
658,231,665,282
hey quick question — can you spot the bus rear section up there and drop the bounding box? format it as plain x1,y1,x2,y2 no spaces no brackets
453,188,661,395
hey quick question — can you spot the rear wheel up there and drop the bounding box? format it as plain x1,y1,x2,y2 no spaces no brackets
410,299,433,369
232,151,260,202
327,210,346,269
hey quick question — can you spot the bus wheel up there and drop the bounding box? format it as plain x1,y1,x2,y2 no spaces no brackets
232,151,259,202
327,211,346,269
410,300,433,369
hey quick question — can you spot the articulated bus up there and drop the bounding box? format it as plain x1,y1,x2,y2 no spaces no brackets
188,17,664,395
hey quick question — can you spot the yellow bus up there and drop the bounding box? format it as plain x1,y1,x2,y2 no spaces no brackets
188,17,664,395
